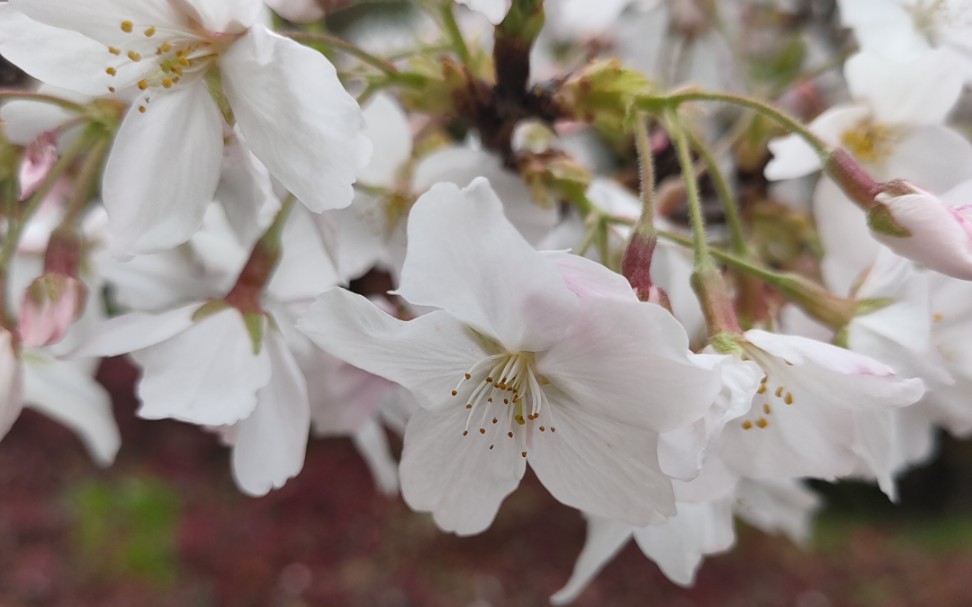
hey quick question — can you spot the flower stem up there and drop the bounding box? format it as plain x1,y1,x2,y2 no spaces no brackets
640,89,828,158
440,2,472,65
0,89,87,114
685,127,749,257
283,31,401,77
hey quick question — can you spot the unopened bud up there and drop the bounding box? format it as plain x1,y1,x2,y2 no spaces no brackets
556,59,654,134
19,274,87,347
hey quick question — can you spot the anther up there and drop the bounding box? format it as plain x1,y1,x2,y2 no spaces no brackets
465,404,472,410
120,20,133,33
741,420,753,430
108,86,116,93
462,431,468,436
756,417,768,428
159,42,172,53
507,432,513,438
451,390,458,396
137,105,146,113
539,426,545,432
515,415,525,425
137,80,148,90
784,392,794,405
489,445,494,450
105,67,117,76
144,26,156,37
550,427,556,433
521,451,527,458
479,428,486,435
775,386,784,397
763,403,772,415
757,385,767,395
108,46,121,55
127,50,141,62
464,373,471,380
491,418,497,424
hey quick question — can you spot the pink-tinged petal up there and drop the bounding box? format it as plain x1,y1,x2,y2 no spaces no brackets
745,330,926,410
132,309,271,425
17,132,59,201
103,81,223,257
764,106,869,181
11,0,187,46
351,418,400,495
297,288,484,410
538,297,722,433
413,147,557,246
231,332,309,496
18,274,87,347
543,251,637,302
397,179,578,352
528,401,675,526
0,7,116,96
357,93,413,186
549,515,633,606
0,330,24,441
70,303,199,357
265,0,327,23
870,190,972,280
845,50,963,126
24,357,120,466
882,125,972,191
400,406,526,536
309,352,395,435
220,27,370,212
631,499,735,586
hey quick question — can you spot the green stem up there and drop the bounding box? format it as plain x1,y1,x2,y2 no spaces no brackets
0,90,87,114
61,136,109,226
663,108,710,269
283,31,400,77
685,128,750,257
632,112,656,236
643,90,828,158
440,2,472,65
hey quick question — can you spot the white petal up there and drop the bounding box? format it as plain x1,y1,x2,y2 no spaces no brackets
215,131,279,246
734,478,820,545
133,309,271,425
456,0,510,24
543,251,638,301
70,303,199,357
265,0,326,23
632,499,735,586
400,406,526,536
882,125,972,192
357,93,413,186
0,7,112,96
297,288,484,410
398,178,578,351
11,0,186,46
538,298,722,433
0,331,24,441
267,206,342,302
24,357,120,466
528,403,675,526
220,27,370,212
814,178,877,295
183,0,263,32
846,50,963,125
549,515,633,606
413,147,557,246
231,331,310,496
103,81,223,256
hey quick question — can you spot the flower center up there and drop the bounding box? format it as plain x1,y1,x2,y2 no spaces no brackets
739,373,796,431
450,352,556,457
840,119,897,164
103,18,228,112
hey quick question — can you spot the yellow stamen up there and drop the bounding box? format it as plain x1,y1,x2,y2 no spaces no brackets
120,20,133,33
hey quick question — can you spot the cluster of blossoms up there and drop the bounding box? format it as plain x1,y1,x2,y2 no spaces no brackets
1,0,971,600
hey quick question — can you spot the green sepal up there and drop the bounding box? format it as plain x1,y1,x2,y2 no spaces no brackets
867,204,912,238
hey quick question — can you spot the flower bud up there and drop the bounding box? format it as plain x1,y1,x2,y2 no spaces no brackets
18,132,58,201
555,59,654,134
18,273,87,347
867,181,972,280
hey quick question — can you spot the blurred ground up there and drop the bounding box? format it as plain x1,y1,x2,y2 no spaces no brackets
1,357,972,607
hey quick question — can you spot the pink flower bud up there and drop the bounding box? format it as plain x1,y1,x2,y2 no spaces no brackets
868,182,972,280
19,274,87,347
18,132,58,201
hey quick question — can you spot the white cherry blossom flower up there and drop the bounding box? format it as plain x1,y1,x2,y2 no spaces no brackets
0,0,370,255
299,178,723,535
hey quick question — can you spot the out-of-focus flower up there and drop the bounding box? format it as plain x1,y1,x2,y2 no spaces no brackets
265,0,326,23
